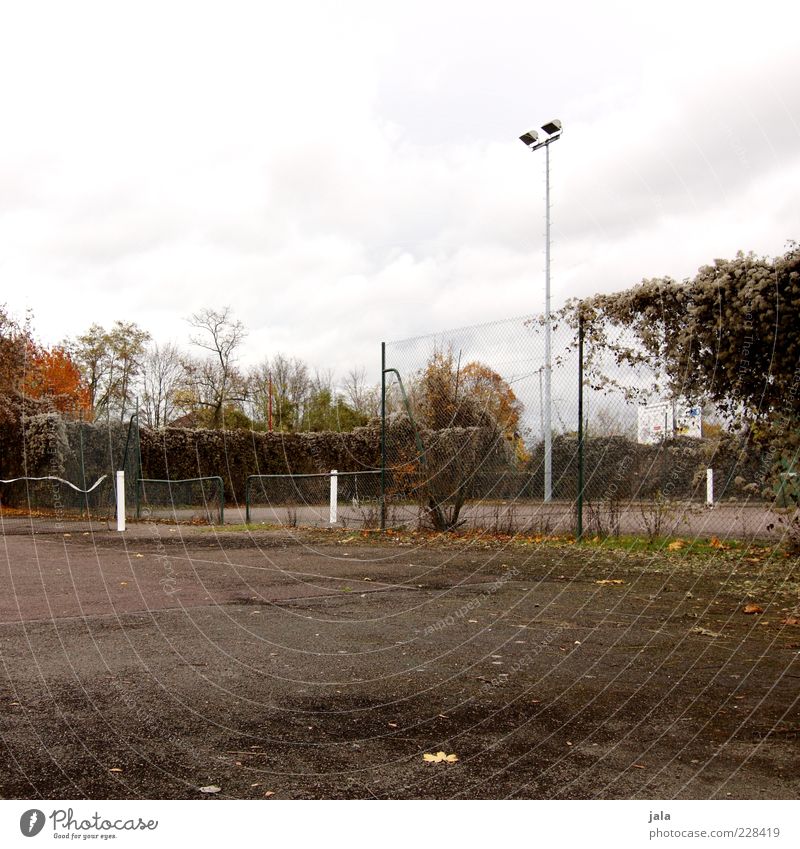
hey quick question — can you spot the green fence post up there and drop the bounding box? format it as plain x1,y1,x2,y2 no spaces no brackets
381,342,386,531
577,310,585,541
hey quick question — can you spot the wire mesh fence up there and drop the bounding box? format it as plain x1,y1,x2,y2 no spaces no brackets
578,315,787,541
0,412,141,535
245,471,383,529
381,314,579,532
380,311,796,542
137,476,224,525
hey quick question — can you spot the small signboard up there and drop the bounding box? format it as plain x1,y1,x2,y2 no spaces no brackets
637,401,701,444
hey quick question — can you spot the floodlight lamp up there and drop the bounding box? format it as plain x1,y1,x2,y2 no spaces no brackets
519,129,539,146
541,119,562,136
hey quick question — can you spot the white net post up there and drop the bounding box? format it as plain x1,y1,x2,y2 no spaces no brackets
329,470,338,524
706,468,714,507
116,470,126,531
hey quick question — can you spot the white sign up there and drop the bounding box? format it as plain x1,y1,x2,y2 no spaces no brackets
638,401,701,444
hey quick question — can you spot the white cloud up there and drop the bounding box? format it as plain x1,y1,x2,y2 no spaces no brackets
1,0,797,386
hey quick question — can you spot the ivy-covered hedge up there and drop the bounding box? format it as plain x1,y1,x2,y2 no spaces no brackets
0,410,775,508
531,434,766,501
139,423,383,503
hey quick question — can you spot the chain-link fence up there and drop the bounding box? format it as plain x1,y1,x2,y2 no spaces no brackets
381,312,795,542
245,470,382,529
137,476,224,525
0,411,141,535
381,314,579,534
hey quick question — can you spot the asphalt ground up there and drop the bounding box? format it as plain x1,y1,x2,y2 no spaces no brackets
1,526,798,799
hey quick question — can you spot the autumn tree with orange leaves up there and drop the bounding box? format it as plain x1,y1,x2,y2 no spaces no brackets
23,345,91,414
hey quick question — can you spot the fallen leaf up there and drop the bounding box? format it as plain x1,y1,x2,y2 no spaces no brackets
631,763,647,769
781,616,800,626
200,785,221,794
264,791,275,798
388,722,398,728
135,553,144,558
667,540,685,551
709,536,727,549
423,751,458,764
109,768,123,773
595,579,625,585
743,603,764,615
119,582,128,587
691,626,722,638
63,533,71,538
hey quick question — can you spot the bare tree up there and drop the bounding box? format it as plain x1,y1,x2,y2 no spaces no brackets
259,354,311,431
342,366,380,419
185,307,247,428
139,341,183,428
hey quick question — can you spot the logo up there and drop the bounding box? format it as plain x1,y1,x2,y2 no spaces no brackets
20,809,46,837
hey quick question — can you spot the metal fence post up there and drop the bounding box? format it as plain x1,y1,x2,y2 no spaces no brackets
576,311,585,541
380,342,386,530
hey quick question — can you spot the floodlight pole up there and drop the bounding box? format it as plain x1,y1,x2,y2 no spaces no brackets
520,124,561,503
543,140,553,503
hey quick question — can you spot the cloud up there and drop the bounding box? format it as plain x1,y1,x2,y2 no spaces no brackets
0,0,797,387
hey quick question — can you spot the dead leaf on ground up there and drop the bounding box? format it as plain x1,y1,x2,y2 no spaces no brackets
423,751,458,764
780,616,800,626
595,579,625,585
200,785,221,794
709,536,727,549
691,626,722,638
667,540,685,551
743,603,764,615
264,791,275,798
109,768,123,773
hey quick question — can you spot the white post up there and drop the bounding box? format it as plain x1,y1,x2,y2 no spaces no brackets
116,470,126,531
706,468,714,507
329,469,338,524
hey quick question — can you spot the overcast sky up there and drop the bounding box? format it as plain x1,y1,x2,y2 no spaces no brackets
1,0,797,385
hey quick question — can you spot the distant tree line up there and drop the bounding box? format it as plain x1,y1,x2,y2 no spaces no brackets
0,304,383,433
